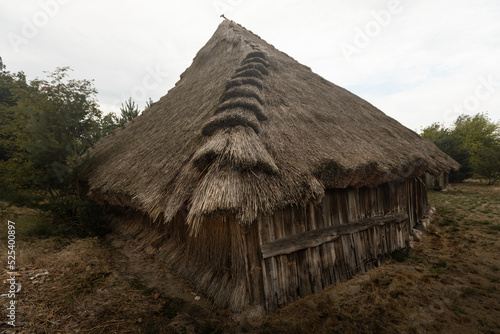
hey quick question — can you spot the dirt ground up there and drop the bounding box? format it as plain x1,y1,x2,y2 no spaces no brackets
0,182,499,333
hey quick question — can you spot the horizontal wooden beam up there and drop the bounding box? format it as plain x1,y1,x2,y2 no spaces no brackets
261,213,408,259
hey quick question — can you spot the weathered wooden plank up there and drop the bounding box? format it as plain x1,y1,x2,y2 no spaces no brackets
274,209,285,241
347,188,359,222
361,229,375,271
264,257,277,308
238,224,252,306
408,178,416,227
333,237,346,282
308,203,323,293
376,223,386,262
352,232,365,274
273,211,287,307
276,255,287,307
329,191,338,226
358,187,369,219
309,246,323,293
319,243,332,287
369,224,379,266
283,206,294,238
389,217,398,252
376,186,383,216
296,205,306,234
259,215,270,244
304,202,313,232
268,211,277,243
337,189,349,225
296,248,312,297
341,234,356,280
368,187,377,217
245,222,264,304
326,240,337,283
314,202,325,229
261,213,407,259
257,217,272,311
322,193,332,227
285,253,299,303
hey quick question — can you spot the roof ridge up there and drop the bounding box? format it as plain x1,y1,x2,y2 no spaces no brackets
193,47,277,174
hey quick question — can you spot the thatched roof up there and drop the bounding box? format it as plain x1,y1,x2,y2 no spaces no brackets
83,20,459,231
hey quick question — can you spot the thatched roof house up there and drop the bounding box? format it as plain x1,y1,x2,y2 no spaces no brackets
83,20,459,312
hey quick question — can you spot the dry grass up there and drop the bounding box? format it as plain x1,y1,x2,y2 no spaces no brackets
0,232,227,333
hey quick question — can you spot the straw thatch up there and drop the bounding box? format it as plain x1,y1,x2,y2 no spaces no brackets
83,20,459,233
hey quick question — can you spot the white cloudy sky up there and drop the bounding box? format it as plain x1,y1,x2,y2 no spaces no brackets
1,0,499,131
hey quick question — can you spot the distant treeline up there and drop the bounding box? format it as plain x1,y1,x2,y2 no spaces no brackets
421,113,500,185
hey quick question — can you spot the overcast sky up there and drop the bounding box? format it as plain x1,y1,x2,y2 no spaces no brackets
1,0,499,131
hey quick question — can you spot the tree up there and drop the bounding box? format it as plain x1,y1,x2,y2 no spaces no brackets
421,122,473,182
0,60,32,188
475,144,500,185
0,65,109,235
421,113,500,184
145,97,154,110
118,97,140,126
453,114,499,169
0,61,148,235
420,122,448,144
20,67,103,188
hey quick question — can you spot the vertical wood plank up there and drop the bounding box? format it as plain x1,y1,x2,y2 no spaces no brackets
237,224,251,307
283,206,294,238
296,248,312,297
319,243,332,287
327,240,338,283
322,194,332,227
285,252,299,303
257,217,271,311
245,222,264,305
341,234,356,280
274,210,288,307
308,203,323,293
259,216,278,310
352,232,366,274
337,189,349,225
347,188,359,222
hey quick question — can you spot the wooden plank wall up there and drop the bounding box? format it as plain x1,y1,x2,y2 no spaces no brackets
426,172,449,190
108,176,429,313
257,176,427,311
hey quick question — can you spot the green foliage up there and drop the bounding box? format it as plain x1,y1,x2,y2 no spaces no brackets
453,114,499,167
145,97,154,110
0,59,32,185
421,122,473,182
92,97,146,136
475,143,500,185
119,97,141,126
0,57,23,108
437,135,473,182
420,122,448,143
421,113,500,183
1,60,150,237
0,62,111,237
